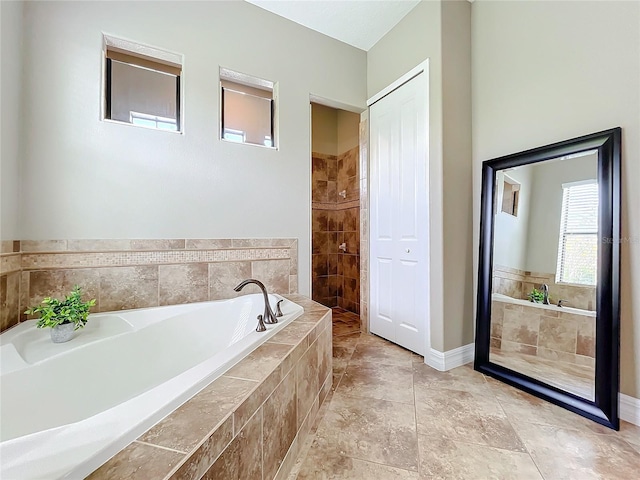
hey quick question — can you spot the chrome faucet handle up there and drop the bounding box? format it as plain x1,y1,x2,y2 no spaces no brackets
557,299,569,308
256,315,267,332
275,299,284,317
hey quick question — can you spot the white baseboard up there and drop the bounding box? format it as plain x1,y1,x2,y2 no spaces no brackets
620,393,640,426
427,343,475,371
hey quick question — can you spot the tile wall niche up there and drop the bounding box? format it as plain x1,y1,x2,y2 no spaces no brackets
493,264,596,311
311,147,360,313
0,238,298,333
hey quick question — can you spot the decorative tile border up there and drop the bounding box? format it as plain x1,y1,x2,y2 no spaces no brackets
20,238,296,252
0,253,21,275
1,239,299,333
311,199,360,210
22,248,291,270
311,153,337,161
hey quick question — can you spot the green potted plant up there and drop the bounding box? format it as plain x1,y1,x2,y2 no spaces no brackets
24,285,96,343
528,288,547,304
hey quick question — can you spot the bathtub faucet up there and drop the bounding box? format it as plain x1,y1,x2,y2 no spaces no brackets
233,279,281,329
541,284,550,305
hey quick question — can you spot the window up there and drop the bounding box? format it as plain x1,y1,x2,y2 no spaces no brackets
556,180,599,285
103,35,182,132
131,112,177,131
220,67,276,148
501,176,521,216
222,128,246,143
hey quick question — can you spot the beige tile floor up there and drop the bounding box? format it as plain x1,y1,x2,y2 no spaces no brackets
491,348,595,400
288,308,640,479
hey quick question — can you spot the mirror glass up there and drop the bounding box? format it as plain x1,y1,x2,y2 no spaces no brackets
489,150,598,400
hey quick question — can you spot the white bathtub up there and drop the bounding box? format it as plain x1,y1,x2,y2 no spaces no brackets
0,294,303,479
492,293,596,317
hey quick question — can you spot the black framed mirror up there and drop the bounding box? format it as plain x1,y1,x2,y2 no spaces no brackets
474,128,621,430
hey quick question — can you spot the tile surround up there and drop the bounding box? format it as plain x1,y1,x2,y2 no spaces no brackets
0,238,298,333
89,296,332,479
491,299,595,367
311,148,360,315
0,248,22,332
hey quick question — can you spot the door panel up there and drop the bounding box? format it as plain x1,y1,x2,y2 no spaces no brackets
369,71,428,355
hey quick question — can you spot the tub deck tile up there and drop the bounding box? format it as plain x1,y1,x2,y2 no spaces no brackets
87,441,184,480
139,376,257,452
202,409,263,480
283,294,329,312
231,364,284,435
225,342,293,382
263,368,298,480
166,416,234,480
267,321,316,346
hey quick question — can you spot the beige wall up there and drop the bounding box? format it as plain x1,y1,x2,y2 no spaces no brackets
526,154,598,274
18,1,367,298
494,167,534,272
441,0,473,351
311,103,338,155
337,110,360,154
367,0,473,352
472,0,640,399
0,0,23,241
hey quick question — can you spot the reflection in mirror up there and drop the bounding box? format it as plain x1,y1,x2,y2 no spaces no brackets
489,151,598,400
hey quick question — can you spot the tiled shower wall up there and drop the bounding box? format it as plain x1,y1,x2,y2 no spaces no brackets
312,147,360,313
359,115,369,331
0,238,298,333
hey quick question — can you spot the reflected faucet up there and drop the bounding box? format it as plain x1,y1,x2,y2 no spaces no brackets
541,284,550,305
234,279,281,330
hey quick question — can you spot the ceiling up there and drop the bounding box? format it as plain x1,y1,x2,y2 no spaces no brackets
245,0,421,51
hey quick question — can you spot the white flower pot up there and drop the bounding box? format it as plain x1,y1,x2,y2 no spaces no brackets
51,323,75,343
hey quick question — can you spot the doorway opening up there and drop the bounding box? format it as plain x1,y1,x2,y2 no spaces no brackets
310,103,361,326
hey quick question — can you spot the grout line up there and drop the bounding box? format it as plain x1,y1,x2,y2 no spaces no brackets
412,358,422,478
222,374,261,383
134,440,188,455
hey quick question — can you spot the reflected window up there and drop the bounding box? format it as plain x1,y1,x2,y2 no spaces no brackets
501,176,521,216
222,128,246,143
104,39,182,132
220,68,276,148
556,180,599,285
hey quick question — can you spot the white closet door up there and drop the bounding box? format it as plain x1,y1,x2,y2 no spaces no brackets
369,71,429,355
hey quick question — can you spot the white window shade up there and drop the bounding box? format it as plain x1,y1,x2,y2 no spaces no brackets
219,67,277,149
556,181,599,285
